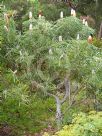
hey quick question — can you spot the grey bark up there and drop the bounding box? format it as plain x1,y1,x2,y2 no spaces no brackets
31,78,70,129
47,93,62,130
98,22,102,39
61,78,70,105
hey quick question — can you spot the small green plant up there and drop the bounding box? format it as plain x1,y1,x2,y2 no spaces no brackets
53,16,94,40
0,83,55,135
43,111,102,136
93,38,102,48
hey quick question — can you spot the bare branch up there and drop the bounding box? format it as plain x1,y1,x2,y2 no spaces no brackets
98,22,102,39
31,80,60,102
57,81,64,90
63,85,85,115
61,78,70,104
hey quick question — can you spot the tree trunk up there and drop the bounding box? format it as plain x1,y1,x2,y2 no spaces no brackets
56,97,62,130
98,22,102,39
31,79,70,130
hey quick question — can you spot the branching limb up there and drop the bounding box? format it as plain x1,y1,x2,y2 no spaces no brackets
61,78,70,104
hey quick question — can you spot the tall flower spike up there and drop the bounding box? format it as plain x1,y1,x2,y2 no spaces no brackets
60,11,63,19
73,10,76,17
71,8,74,16
39,10,42,19
85,20,88,26
29,23,33,30
29,11,32,19
88,35,93,44
4,25,8,32
3,90,7,99
92,69,95,75
4,5,5,9
77,34,80,40
4,13,9,23
19,51,22,56
82,19,85,25
39,14,42,19
60,54,64,59
71,8,76,17
49,48,53,55
59,36,63,42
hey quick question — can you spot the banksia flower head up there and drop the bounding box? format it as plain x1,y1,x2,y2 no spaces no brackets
71,8,76,17
77,34,80,40
59,36,63,42
29,23,33,30
88,34,93,44
4,13,9,24
60,11,63,19
85,20,88,26
39,14,42,19
82,19,86,25
29,11,33,19
60,54,64,59
49,48,53,55
38,10,42,19
4,25,8,32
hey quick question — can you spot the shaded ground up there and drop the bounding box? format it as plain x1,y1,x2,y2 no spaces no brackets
0,125,56,136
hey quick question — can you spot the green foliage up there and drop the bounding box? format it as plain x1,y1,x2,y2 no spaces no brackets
0,5,5,47
0,83,55,135
42,3,70,21
44,111,102,136
0,1,102,135
49,40,102,88
53,16,83,40
48,40,102,113
79,25,94,39
53,16,94,40
5,18,17,45
93,38,102,48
